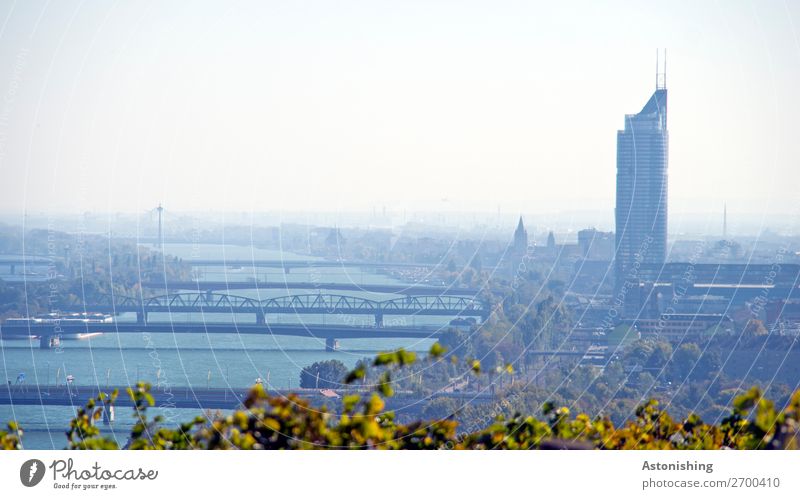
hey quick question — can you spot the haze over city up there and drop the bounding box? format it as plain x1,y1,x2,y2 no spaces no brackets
4,3,800,491
1,0,799,218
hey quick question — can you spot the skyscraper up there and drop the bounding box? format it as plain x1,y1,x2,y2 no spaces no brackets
615,57,669,313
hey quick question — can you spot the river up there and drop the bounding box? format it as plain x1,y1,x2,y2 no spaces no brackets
0,243,441,449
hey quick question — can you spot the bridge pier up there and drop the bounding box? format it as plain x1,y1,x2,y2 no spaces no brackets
9,264,14,275
375,312,384,327
136,311,147,324
256,311,265,325
39,335,61,350
102,404,115,424
325,338,339,352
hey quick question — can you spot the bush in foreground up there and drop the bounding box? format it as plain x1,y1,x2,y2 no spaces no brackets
3,346,800,450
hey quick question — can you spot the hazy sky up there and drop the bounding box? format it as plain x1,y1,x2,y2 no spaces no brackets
0,0,798,218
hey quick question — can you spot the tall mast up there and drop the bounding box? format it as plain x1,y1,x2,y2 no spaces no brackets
156,203,164,250
656,48,667,90
723,203,728,240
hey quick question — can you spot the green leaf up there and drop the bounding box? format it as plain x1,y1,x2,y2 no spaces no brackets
429,342,447,358
470,360,481,374
343,394,360,413
344,363,367,384
378,372,394,397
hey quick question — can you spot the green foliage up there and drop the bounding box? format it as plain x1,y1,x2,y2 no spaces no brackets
742,319,768,337
470,359,481,374
0,421,22,450
428,342,447,358
7,349,800,450
344,361,367,384
300,360,349,389
373,349,416,367
624,339,672,369
66,390,120,449
672,343,702,380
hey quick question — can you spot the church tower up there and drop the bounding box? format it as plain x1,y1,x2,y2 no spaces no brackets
513,216,528,255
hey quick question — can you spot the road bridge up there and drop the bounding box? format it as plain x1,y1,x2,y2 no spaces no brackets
0,255,59,275
0,384,494,411
186,259,442,271
0,321,445,351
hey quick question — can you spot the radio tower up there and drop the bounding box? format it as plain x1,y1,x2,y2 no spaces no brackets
156,203,164,250
723,203,728,240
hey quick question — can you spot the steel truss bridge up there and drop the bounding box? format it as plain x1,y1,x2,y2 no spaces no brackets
142,280,482,296
62,292,489,325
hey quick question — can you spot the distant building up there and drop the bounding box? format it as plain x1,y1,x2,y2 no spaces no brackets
536,230,581,266
629,314,733,341
571,259,615,294
767,300,800,334
572,228,615,293
615,63,669,315
513,216,528,255
577,228,615,261
503,216,530,276
325,227,345,248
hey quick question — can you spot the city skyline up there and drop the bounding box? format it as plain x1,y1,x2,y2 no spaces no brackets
4,1,800,489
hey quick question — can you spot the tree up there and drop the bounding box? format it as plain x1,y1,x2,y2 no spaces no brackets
695,351,722,380
439,327,473,359
469,253,482,272
624,339,672,370
421,397,460,421
743,319,768,337
299,360,349,389
632,371,655,391
672,343,702,381
623,339,655,367
645,341,673,370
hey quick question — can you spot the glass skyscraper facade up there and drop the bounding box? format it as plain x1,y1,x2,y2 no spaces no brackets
615,81,668,314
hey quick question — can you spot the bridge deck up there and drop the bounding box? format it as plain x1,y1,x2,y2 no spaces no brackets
186,259,441,269
0,322,444,339
0,384,493,409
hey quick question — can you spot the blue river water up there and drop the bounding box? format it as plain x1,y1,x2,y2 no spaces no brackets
0,243,441,449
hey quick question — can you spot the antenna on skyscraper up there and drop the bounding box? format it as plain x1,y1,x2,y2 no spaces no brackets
656,48,667,90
